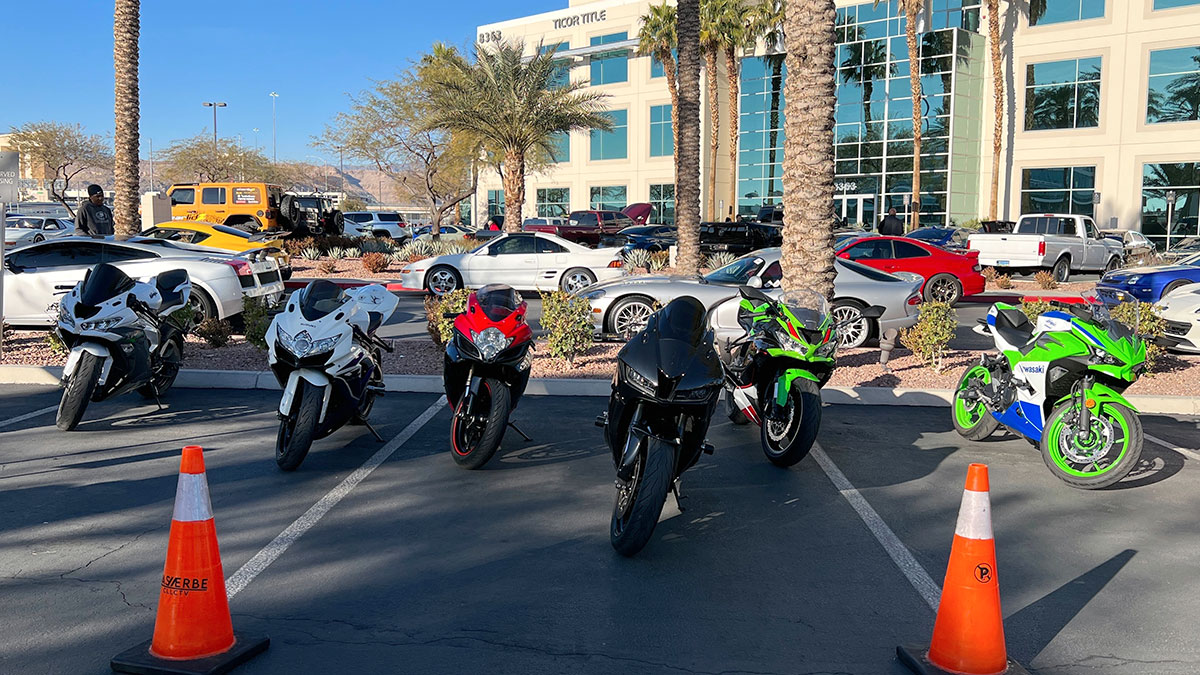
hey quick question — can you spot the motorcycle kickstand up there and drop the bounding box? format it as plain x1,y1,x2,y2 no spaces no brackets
362,418,385,443
508,421,532,442
672,478,686,512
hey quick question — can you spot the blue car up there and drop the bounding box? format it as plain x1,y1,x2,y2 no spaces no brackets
905,226,971,251
614,224,676,252
1095,253,1200,304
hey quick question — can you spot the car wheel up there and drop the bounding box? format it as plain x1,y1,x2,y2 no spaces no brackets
832,300,872,349
560,268,597,294
1163,280,1190,298
188,287,217,324
607,296,656,339
32,234,44,243
1104,256,1121,276
426,266,462,296
1052,257,1071,283
924,273,962,305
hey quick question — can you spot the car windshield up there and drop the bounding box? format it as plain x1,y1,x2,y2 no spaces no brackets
295,198,320,209
907,228,948,241
1173,238,1200,252
704,254,763,284
778,290,830,331
79,263,137,306
6,218,42,229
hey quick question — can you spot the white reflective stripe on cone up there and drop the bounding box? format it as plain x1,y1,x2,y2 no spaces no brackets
953,489,993,540
172,473,215,522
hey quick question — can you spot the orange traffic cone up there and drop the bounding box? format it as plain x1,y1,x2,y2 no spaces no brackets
112,446,269,674
898,463,1029,675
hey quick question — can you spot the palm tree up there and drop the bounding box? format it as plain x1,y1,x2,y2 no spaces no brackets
750,0,786,213
676,0,704,275
898,0,926,230
699,0,725,221
637,2,679,165
716,0,753,221
113,0,140,239
985,0,1004,220
781,0,838,296
424,40,612,232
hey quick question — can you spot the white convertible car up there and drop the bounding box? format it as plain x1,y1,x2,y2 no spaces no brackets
1157,282,1200,353
2,236,285,326
396,232,624,295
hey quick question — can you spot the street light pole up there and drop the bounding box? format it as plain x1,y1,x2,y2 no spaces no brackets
201,102,227,153
269,92,279,163
147,137,154,192
338,146,344,194
252,127,259,151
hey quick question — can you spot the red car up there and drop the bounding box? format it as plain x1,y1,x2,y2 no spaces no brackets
835,235,985,305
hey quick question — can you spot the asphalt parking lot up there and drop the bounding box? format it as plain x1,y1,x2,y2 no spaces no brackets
2,385,1198,674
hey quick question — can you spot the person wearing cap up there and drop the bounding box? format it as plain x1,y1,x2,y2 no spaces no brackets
75,185,114,236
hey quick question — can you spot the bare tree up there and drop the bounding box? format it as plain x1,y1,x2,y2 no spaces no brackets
8,122,113,217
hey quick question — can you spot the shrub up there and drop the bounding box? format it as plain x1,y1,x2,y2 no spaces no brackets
299,247,322,260
994,273,1013,289
648,251,670,271
344,247,361,259
899,301,957,372
424,289,471,347
317,260,337,274
1111,301,1166,372
981,266,997,282
169,304,196,331
44,331,68,357
282,236,316,256
704,252,737,270
361,252,389,274
960,218,982,230
194,318,233,348
327,247,348,260
622,248,651,272
1020,299,1054,322
241,296,271,351
540,290,594,365
1034,270,1058,289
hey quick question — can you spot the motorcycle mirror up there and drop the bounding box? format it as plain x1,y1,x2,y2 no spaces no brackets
746,276,763,289
861,305,885,320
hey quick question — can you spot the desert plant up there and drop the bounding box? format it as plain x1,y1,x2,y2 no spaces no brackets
424,289,471,347
1111,301,1167,372
899,301,957,373
344,247,361,259
1033,270,1058,290
540,290,594,365
169,303,196,331
960,218,982,230
981,266,997,282
704,252,737,269
1019,299,1054,321
194,318,233,348
648,250,670,271
994,273,1013,289
622,248,652,272
361,252,389,274
44,331,69,357
317,260,337,274
300,247,322,261
326,247,347,260
397,240,433,261
283,236,317,256
241,296,271,351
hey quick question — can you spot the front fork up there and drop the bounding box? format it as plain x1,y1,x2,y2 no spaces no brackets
1074,375,1095,442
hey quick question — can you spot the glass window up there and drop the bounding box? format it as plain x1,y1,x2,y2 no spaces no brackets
536,187,570,218
541,42,571,89
1021,166,1096,217
170,188,195,205
489,236,536,255
537,238,566,254
571,211,599,225
1024,57,1102,130
103,244,157,262
487,189,504,217
1154,0,1200,7
27,242,106,267
590,109,628,160
892,241,930,258
589,185,628,211
758,261,783,288
201,187,225,205
1142,161,1200,250
844,239,892,260
1029,0,1105,26
649,104,673,157
649,183,676,225
590,32,628,85
1147,46,1200,124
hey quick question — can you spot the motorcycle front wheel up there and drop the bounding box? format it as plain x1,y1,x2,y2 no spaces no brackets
952,365,1000,441
610,437,674,557
450,378,510,470
761,378,821,467
1041,400,1143,490
276,380,322,471
56,352,102,431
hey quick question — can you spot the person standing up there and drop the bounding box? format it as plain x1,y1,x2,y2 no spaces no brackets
878,207,905,236
74,185,115,237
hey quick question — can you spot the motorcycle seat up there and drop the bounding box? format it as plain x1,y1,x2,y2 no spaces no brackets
366,311,384,335
993,307,1036,353
155,269,189,310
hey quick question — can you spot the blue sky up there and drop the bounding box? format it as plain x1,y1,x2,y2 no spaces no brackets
5,0,560,162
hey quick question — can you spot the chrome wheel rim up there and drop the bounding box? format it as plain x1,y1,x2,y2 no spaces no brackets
614,301,653,337
929,277,958,303
187,295,211,323
832,305,868,348
564,272,593,294
429,269,457,295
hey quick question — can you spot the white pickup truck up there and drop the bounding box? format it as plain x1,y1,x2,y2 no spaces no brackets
966,213,1124,282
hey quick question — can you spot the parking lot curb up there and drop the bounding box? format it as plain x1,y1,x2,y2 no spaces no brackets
0,365,62,384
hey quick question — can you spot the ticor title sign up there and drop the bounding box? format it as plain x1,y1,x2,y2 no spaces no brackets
0,152,18,203
479,8,608,42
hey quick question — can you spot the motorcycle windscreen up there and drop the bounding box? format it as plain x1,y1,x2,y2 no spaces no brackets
79,263,137,307
653,296,713,381
474,284,523,322
297,279,347,321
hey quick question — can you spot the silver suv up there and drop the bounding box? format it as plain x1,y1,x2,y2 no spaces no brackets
344,211,410,239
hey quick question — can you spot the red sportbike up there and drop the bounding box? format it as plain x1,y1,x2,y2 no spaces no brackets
443,284,535,469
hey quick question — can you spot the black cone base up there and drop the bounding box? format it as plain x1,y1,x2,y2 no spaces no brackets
111,633,270,675
897,644,1031,675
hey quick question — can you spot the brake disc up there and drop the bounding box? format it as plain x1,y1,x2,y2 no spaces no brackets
1058,414,1116,465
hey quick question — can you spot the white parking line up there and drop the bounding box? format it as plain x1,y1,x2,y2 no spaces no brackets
1145,433,1200,462
810,443,942,612
225,396,446,598
0,405,58,431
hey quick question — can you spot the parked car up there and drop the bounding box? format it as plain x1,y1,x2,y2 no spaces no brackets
140,221,292,280
1163,237,1200,262
1099,229,1155,259
836,235,985,305
699,220,783,255
395,232,624,295
967,213,1124,282
613,224,676,253
2,237,285,326
756,204,784,224
523,217,567,229
167,182,286,233
1156,282,1200,353
413,224,474,243
523,204,651,246
344,211,410,239
281,194,344,236
906,226,972,251
1095,252,1200,305
580,248,923,348
4,216,74,248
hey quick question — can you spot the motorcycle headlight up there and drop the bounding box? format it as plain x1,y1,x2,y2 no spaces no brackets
470,327,512,361
278,326,341,357
80,317,120,332
621,362,656,395
675,385,713,401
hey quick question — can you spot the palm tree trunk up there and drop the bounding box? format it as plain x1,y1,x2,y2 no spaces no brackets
676,0,703,276
988,0,1003,220
906,3,923,231
705,48,721,221
662,51,681,170
113,0,140,240
781,0,837,296
725,47,740,221
501,149,526,233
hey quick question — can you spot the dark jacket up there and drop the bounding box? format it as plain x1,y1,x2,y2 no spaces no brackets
75,201,115,236
878,215,905,236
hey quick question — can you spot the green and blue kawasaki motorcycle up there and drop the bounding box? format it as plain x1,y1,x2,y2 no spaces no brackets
953,300,1148,489
723,285,883,467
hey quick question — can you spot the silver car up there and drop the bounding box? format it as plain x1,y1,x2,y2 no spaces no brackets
4,215,74,248
580,248,923,348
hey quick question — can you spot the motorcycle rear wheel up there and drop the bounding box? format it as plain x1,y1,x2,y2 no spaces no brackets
726,393,750,425
952,365,1000,441
761,378,821,467
56,352,101,431
450,378,510,469
1041,400,1142,490
276,380,322,471
610,437,674,557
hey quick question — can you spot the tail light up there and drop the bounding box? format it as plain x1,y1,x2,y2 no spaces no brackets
607,260,623,268
907,294,923,306
1038,241,1046,256
205,257,253,276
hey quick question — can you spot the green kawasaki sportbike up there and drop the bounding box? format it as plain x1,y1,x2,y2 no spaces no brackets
722,286,883,467
954,300,1148,489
